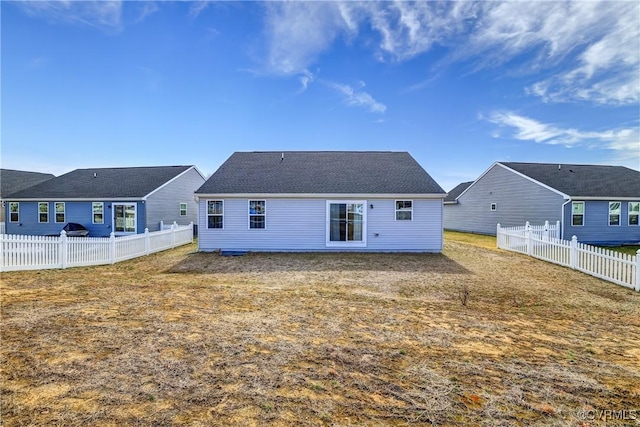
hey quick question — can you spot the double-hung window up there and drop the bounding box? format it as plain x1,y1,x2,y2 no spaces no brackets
207,200,223,229
180,203,187,217
396,200,413,220
55,202,65,223
629,202,639,226
249,200,266,229
327,201,366,247
571,202,584,226
609,202,621,226
9,202,19,222
38,202,49,223
93,202,104,224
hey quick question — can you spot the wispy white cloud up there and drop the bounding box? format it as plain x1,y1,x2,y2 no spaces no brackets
132,2,159,24
262,2,355,75
487,111,640,164
297,70,315,94
17,0,123,31
325,81,387,114
189,1,210,20
259,1,639,106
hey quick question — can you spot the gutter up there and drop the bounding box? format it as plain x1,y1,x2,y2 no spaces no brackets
561,198,571,240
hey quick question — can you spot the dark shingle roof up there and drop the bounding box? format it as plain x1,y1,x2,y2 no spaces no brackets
444,181,473,202
6,166,193,199
1,169,55,198
500,162,640,198
196,151,445,195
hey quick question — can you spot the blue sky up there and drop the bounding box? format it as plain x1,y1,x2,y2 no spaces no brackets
2,1,639,192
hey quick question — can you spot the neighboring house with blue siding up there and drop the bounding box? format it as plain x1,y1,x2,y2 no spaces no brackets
444,162,640,245
1,169,55,223
195,151,446,253
4,165,205,237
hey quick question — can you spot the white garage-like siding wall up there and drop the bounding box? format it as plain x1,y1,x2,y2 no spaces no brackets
197,197,443,252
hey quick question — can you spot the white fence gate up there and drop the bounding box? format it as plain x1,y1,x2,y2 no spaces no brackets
497,222,640,291
1,222,193,272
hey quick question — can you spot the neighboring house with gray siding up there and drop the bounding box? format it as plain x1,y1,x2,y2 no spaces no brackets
1,169,55,223
445,162,640,245
4,165,205,237
195,151,446,253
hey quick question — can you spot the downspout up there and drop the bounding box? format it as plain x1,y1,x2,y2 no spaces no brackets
561,198,571,240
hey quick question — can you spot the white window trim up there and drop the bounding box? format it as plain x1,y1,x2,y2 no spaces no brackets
9,202,19,222
112,203,137,234
248,200,266,230
395,200,413,221
55,202,65,223
180,202,187,217
490,203,497,212
629,201,639,226
92,202,104,224
571,201,584,227
608,201,621,227
38,202,49,223
326,200,367,248
207,200,224,229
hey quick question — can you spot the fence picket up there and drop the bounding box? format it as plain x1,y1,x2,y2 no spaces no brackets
1,222,193,272
497,222,638,291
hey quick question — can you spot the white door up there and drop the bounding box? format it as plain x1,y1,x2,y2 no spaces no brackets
113,203,137,234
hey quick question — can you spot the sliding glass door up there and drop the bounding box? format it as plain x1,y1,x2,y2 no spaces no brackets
327,201,366,247
113,203,136,234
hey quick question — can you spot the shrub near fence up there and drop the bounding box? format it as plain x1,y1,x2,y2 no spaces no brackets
1,222,193,272
497,223,640,292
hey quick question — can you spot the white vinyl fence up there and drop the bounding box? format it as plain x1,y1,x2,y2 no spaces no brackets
0,222,5,234
1,222,193,272
497,222,640,291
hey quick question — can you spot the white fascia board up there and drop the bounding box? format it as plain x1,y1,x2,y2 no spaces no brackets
6,197,144,202
194,193,446,200
457,162,569,200
571,196,640,201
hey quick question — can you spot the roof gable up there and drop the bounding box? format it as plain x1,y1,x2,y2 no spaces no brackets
500,162,640,198
444,181,473,202
6,166,195,199
1,169,56,198
196,151,445,195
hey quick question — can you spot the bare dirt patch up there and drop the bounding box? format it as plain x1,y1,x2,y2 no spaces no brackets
2,233,639,425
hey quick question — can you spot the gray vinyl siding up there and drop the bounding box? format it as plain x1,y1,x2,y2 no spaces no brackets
198,198,443,252
145,167,204,231
444,164,565,235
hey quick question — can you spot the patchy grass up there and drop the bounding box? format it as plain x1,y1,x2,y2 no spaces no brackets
2,236,639,426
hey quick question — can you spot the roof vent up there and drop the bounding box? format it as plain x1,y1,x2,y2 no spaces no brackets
280,152,284,163
558,164,561,170
93,172,97,178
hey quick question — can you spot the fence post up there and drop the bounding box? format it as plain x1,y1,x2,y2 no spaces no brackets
160,220,164,231
144,228,150,255
543,220,549,239
171,222,176,248
59,230,68,269
525,225,532,256
109,232,116,264
570,236,578,270
496,223,501,248
635,249,640,292
190,221,194,243
555,220,560,239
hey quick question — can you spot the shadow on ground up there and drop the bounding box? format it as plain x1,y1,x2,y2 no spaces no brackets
167,251,471,275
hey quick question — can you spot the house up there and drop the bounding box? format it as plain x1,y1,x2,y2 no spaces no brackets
195,151,446,252
444,162,640,245
4,165,205,237
1,169,55,223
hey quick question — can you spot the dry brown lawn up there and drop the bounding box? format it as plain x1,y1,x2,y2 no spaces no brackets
2,232,639,426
